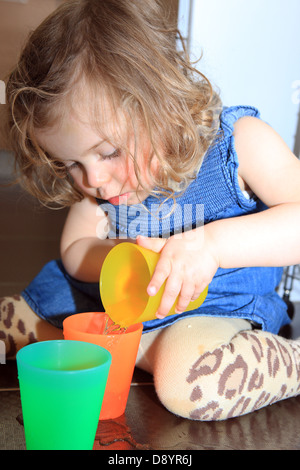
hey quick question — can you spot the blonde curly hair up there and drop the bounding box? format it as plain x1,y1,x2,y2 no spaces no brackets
5,0,222,208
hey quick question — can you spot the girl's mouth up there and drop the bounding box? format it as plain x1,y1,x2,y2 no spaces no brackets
107,193,131,205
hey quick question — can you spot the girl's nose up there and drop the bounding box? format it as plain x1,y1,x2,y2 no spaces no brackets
86,164,111,188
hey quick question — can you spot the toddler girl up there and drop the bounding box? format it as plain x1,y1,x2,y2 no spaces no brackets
2,0,300,421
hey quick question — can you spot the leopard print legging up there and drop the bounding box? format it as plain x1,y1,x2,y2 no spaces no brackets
136,316,300,421
0,296,63,359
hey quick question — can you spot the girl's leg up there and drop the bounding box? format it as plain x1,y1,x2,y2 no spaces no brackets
136,316,300,420
0,295,63,359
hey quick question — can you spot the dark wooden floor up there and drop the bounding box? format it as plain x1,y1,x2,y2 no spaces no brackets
2,357,300,451
2,355,300,451
1,149,300,451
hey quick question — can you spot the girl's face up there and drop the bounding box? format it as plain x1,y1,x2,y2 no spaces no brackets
36,107,158,205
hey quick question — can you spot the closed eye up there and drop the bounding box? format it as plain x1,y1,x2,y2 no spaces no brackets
101,149,120,160
64,148,121,172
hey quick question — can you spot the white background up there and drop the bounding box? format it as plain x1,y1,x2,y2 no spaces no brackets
178,0,300,153
178,0,300,300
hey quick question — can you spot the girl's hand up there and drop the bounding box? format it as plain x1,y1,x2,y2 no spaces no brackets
136,227,219,319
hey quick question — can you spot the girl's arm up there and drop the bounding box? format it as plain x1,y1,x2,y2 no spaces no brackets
137,116,300,318
60,196,123,282
208,116,300,268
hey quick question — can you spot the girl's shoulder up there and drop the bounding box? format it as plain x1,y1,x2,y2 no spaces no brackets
219,105,261,137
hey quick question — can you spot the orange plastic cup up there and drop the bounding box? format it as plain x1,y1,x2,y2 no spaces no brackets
99,242,208,327
63,312,143,420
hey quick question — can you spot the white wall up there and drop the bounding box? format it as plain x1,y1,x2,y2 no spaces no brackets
178,0,300,301
178,0,300,152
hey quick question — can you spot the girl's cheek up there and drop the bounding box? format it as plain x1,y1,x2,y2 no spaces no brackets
127,166,138,186
70,172,83,189
122,157,137,186
71,173,93,195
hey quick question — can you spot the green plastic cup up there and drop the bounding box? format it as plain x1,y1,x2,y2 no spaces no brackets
16,340,111,450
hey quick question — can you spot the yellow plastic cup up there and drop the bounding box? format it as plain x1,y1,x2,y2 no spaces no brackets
99,242,208,327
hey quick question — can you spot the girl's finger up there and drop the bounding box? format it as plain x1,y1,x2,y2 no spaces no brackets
147,256,172,297
155,271,182,319
174,283,195,314
191,283,207,301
